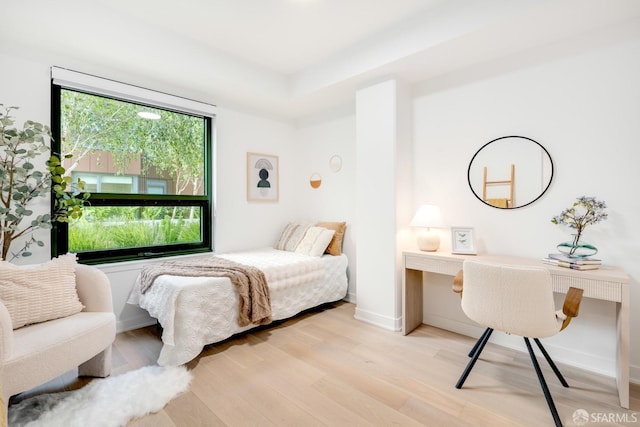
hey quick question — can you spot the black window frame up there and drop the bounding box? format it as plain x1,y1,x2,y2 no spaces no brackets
50,84,213,264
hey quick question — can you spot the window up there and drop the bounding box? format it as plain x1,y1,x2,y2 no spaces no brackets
51,67,215,263
73,173,138,193
146,179,168,195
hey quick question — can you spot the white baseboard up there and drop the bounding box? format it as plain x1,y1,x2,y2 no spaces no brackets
354,306,401,331
422,314,486,339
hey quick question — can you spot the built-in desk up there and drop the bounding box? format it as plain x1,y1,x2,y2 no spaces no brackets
402,249,630,409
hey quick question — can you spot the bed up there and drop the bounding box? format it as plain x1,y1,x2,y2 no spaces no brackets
127,246,348,366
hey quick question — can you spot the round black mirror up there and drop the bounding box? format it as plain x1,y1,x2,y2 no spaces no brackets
467,136,553,209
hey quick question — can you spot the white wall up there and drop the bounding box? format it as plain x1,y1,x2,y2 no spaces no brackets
214,108,306,254
412,29,640,380
296,111,357,301
353,80,400,328
0,51,60,265
353,78,413,330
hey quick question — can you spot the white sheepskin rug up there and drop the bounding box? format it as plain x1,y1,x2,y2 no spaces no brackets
8,365,192,427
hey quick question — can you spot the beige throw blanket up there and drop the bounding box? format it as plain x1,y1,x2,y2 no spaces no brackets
139,257,272,327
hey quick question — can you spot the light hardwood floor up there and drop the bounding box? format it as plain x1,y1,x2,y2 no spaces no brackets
12,302,640,426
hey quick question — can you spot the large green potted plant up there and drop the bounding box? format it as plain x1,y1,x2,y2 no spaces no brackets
0,104,89,261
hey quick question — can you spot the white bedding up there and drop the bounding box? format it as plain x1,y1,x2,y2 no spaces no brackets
128,248,348,366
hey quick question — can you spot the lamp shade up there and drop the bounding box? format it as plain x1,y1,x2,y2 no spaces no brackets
409,204,444,251
409,204,444,228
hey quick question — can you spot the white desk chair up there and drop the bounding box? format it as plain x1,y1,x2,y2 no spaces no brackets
453,260,583,427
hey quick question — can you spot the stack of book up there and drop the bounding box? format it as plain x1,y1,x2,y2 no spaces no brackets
543,253,602,270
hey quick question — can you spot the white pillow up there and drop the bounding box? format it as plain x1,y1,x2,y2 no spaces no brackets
0,253,84,329
295,227,335,257
274,221,312,251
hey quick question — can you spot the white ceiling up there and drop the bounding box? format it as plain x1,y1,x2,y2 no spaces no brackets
2,0,640,120
99,0,447,75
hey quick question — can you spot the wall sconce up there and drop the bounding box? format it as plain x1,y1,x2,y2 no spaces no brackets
409,204,444,251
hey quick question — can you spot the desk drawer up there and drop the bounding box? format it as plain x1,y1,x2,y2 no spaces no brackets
405,255,463,276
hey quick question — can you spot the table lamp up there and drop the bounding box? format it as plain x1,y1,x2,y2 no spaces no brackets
409,204,444,251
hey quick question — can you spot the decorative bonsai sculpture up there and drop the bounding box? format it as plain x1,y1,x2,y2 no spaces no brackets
0,104,89,261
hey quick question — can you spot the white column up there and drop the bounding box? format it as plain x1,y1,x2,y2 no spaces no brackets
354,77,412,330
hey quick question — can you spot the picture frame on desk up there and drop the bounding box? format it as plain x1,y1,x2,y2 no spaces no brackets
451,227,477,254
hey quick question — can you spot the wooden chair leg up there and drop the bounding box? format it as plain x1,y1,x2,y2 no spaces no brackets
456,328,493,389
525,338,563,427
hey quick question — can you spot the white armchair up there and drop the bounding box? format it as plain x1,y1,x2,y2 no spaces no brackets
0,263,116,405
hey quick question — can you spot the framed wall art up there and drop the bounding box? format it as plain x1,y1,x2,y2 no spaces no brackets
451,227,477,255
247,152,279,202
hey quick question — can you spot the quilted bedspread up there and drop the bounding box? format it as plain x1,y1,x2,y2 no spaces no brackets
128,248,348,366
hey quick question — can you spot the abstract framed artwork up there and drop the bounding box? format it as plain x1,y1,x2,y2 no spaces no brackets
247,152,279,202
